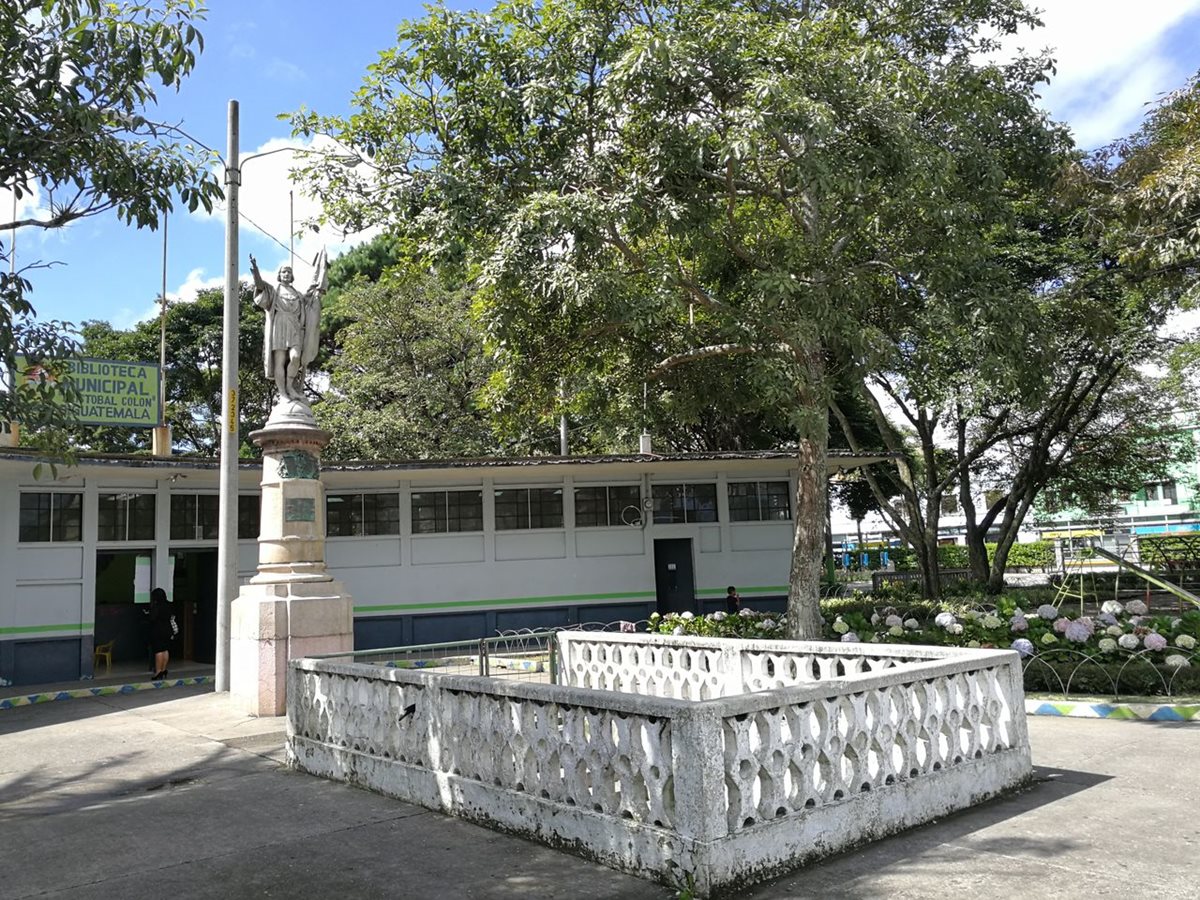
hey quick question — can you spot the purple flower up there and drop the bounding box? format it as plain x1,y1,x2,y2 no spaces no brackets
1064,619,1094,643
1010,615,1029,633
1037,604,1059,620
1097,612,1118,627
1144,632,1168,652
1053,617,1070,634
1011,639,1035,658
841,632,861,643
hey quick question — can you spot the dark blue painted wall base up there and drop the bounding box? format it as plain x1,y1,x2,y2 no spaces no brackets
354,602,658,649
0,637,84,687
354,597,788,649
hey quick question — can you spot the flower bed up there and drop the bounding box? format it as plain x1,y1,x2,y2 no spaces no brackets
648,596,1200,698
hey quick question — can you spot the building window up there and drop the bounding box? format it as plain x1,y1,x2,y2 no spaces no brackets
494,487,563,530
574,485,642,527
97,492,156,541
238,495,260,540
19,492,83,542
652,483,718,524
170,494,219,541
728,481,792,522
411,490,484,534
326,492,400,537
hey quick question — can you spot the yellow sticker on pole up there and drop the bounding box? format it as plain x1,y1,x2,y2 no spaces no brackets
228,388,238,433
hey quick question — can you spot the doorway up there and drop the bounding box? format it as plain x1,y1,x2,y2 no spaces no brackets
171,550,217,663
653,538,696,616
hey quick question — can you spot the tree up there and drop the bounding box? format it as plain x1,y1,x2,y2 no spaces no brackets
1,0,219,452
315,267,500,459
290,0,1064,637
72,287,272,456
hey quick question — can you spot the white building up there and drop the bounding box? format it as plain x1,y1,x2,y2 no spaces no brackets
0,448,879,686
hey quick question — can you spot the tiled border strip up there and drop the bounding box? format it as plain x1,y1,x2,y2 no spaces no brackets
1026,698,1200,722
0,676,213,710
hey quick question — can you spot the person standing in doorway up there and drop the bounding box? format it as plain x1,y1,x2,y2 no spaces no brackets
725,585,742,614
148,587,172,681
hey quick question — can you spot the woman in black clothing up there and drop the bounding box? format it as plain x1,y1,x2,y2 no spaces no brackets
148,587,172,681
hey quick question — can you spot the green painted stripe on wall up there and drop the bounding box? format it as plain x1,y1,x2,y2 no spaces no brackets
0,622,93,636
355,590,656,614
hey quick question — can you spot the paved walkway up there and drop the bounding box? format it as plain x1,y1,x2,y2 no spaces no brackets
1,687,1196,899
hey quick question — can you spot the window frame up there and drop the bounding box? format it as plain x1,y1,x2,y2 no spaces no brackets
651,482,720,524
325,491,401,537
493,485,564,531
411,488,485,535
96,491,156,542
573,484,642,528
18,491,83,543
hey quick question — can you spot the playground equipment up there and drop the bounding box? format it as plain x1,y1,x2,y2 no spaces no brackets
1092,545,1200,611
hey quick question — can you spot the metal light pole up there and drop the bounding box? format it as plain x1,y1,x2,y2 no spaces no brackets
216,99,240,692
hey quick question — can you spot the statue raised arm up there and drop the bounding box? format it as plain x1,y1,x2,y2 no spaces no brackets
252,249,327,403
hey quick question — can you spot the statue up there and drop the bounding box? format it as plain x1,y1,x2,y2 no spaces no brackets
250,249,327,402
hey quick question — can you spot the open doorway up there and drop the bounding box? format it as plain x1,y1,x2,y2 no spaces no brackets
171,550,217,664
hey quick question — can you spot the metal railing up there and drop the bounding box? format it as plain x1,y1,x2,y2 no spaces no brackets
305,630,560,685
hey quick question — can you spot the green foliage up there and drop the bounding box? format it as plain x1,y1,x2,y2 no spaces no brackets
648,609,785,640
315,266,501,460
1,1,219,454
890,540,1054,572
291,0,1068,625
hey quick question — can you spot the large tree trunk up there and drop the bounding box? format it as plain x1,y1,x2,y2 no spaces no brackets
788,427,828,639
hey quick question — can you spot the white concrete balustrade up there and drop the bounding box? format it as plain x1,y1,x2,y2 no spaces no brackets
287,632,1030,897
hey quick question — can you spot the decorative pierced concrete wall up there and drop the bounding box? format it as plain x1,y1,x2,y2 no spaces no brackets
288,634,1030,897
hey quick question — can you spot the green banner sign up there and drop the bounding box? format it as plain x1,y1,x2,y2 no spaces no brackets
16,356,162,427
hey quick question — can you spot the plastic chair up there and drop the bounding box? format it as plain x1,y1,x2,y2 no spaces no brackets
93,640,115,675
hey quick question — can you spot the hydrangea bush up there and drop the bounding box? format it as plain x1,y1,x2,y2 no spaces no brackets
645,592,1200,697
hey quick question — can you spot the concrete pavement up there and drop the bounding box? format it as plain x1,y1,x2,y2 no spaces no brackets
1,687,1196,899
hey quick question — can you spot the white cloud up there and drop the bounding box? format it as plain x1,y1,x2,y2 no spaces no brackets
996,0,1200,148
191,134,378,287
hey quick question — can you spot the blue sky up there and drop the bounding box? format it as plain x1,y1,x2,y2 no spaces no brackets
7,0,1200,333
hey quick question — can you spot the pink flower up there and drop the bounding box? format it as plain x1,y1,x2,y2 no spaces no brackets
1144,632,1168,652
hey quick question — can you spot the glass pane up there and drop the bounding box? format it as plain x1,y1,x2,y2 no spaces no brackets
727,482,759,522
19,493,51,542
411,492,445,534
363,493,400,535
652,484,686,524
494,489,528,531
128,493,156,541
530,488,563,529
197,494,220,540
608,486,641,526
238,495,260,539
170,495,196,540
97,494,125,542
446,490,483,532
761,481,792,520
574,487,607,527
326,493,361,537
54,493,83,542
689,484,718,523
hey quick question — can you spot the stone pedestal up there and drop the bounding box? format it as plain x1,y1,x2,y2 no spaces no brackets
231,399,354,716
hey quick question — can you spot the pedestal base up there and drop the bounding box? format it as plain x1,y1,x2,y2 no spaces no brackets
230,580,354,716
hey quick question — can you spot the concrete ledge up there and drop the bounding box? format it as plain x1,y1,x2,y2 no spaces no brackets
1025,697,1200,721
0,675,213,710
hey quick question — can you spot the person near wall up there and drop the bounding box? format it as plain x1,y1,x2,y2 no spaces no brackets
147,587,173,681
725,585,742,614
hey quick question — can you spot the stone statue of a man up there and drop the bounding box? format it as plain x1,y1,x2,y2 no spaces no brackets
250,249,327,402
